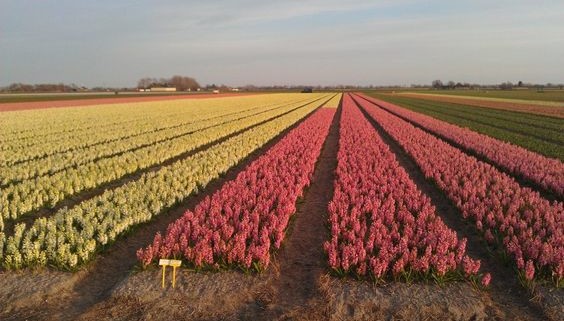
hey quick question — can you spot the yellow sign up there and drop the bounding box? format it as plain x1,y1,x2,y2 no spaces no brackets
159,259,182,288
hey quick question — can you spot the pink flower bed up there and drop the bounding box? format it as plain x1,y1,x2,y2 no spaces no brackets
357,93,564,198
354,94,564,283
324,95,481,281
137,108,335,270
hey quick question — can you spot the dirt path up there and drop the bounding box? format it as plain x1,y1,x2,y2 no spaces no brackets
0,101,329,321
2,97,326,238
0,93,253,112
353,93,562,202
351,95,549,320
236,105,341,320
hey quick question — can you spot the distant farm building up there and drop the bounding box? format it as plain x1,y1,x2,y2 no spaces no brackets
150,87,177,92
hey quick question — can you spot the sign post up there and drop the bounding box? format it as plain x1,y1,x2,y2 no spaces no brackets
159,259,182,288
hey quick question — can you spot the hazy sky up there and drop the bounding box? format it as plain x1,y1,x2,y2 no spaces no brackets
1,0,563,87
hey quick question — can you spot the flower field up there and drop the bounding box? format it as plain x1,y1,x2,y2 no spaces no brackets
397,92,564,118
358,94,564,198
367,93,564,160
353,94,563,285
0,93,333,268
325,95,483,282
0,94,328,226
0,91,562,320
137,108,335,270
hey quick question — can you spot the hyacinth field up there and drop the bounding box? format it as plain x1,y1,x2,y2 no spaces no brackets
0,91,562,320
137,108,335,270
324,95,484,284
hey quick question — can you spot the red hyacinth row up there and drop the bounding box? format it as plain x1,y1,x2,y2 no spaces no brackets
357,94,564,198
324,95,483,282
354,94,564,283
137,108,335,270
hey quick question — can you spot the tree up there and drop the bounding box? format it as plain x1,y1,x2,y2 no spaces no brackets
137,78,153,89
169,75,200,91
432,80,443,89
138,76,200,90
447,81,456,89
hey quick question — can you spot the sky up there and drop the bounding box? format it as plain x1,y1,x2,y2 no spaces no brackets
1,0,564,87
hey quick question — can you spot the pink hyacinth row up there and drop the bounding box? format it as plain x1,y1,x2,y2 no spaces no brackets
353,94,564,282
137,108,335,269
357,94,564,198
324,95,481,280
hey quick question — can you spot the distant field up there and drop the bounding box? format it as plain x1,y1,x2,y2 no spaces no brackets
0,91,219,104
0,92,256,112
411,89,564,103
364,92,564,160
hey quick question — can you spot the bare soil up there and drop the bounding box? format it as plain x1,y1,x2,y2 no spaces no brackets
0,93,252,112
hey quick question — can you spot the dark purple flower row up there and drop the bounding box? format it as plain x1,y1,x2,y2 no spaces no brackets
137,108,335,270
354,94,563,283
324,94,483,281
357,94,564,198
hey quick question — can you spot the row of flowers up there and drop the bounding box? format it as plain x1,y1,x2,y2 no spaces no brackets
0,100,323,270
325,95,486,284
0,94,316,164
0,96,329,224
358,94,564,198
354,94,563,285
0,96,314,186
322,93,342,108
137,108,335,270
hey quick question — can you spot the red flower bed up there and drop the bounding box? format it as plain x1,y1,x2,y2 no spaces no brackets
137,108,335,270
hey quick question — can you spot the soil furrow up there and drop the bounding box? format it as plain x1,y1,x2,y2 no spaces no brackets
238,103,342,320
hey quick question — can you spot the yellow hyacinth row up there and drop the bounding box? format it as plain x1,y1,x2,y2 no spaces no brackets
322,93,342,108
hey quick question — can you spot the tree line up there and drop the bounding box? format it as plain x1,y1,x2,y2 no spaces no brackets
137,75,200,91
429,80,563,90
